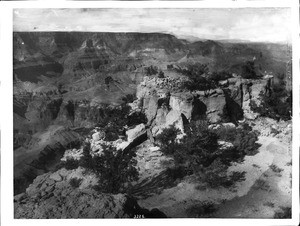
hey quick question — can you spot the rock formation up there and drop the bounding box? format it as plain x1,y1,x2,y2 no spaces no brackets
14,168,166,218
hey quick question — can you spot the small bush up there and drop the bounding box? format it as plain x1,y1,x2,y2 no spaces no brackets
269,164,283,173
156,120,259,189
202,159,246,188
209,71,232,83
286,160,292,166
263,202,275,208
145,65,158,76
69,177,83,188
62,158,80,170
253,178,270,191
241,61,258,79
91,144,139,194
174,63,215,91
274,206,291,219
214,126,237,143
214,124,260,155
250,91,292,121
96,103,147,141
79,141,94,169
155,125,181,156
186,202,217,217
158,70,165,78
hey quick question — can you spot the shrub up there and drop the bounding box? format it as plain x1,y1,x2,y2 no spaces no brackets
202,158,246,188
90,144,138,194
174,63,215,91
155,125,181,156
233,126,260,156
263,202,275,208
274,207,291,219
269,164,283,173
214,126,237,143
250,91,292,121
241,61,258,79
156,120,259,188
96,103,147,141
79,141,93,169
186,202,217,217
69,177,83,188
62,158,80,170
209,71,232,83
156,122,219,175
158,70,165,78
145,65,158,76
253,178,270,191
157,122,219,172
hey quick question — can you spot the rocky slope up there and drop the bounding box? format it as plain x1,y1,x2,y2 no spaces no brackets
14,168,166,218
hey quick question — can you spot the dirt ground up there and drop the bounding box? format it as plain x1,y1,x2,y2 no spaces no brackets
138,135,292,218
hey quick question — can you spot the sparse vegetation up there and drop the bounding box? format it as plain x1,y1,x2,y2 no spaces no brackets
286,160,292,166
69,177,83,188
62,158,80,170
273,206,291,219
156,120,259,188
269,164,283,173
202,159,246,188
253,178,271,191
62,142,138,194
95,102,147,141
145,65,158,76
250,73,292,121
158,70,165,78
186,201,217,217
252,164,260,168
209,71,232,83
263,202,275,208
91,144,139,194
213,123,260,156
174,63,216,91
241,60,259,79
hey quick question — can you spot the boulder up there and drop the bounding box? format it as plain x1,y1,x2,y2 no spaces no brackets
126,123,146,142
49,172,62,182
200,95,226,124
92,132,101,142
143,91,159,123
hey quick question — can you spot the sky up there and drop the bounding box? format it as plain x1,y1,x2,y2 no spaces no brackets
13,8,292,43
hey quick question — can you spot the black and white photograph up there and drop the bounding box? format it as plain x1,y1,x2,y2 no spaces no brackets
0,1,298,224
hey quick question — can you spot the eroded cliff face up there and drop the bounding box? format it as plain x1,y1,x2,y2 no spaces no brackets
135,76,271,136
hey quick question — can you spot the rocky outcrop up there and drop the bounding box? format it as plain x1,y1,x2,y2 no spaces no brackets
14,126,82,195
197,89,226,123
126,124,146,142
14,168,166,219
226,77,270,120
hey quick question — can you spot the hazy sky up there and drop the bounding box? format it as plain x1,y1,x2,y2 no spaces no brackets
14,8,291,43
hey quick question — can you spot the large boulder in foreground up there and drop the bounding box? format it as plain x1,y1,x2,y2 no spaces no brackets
14,168,166,219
